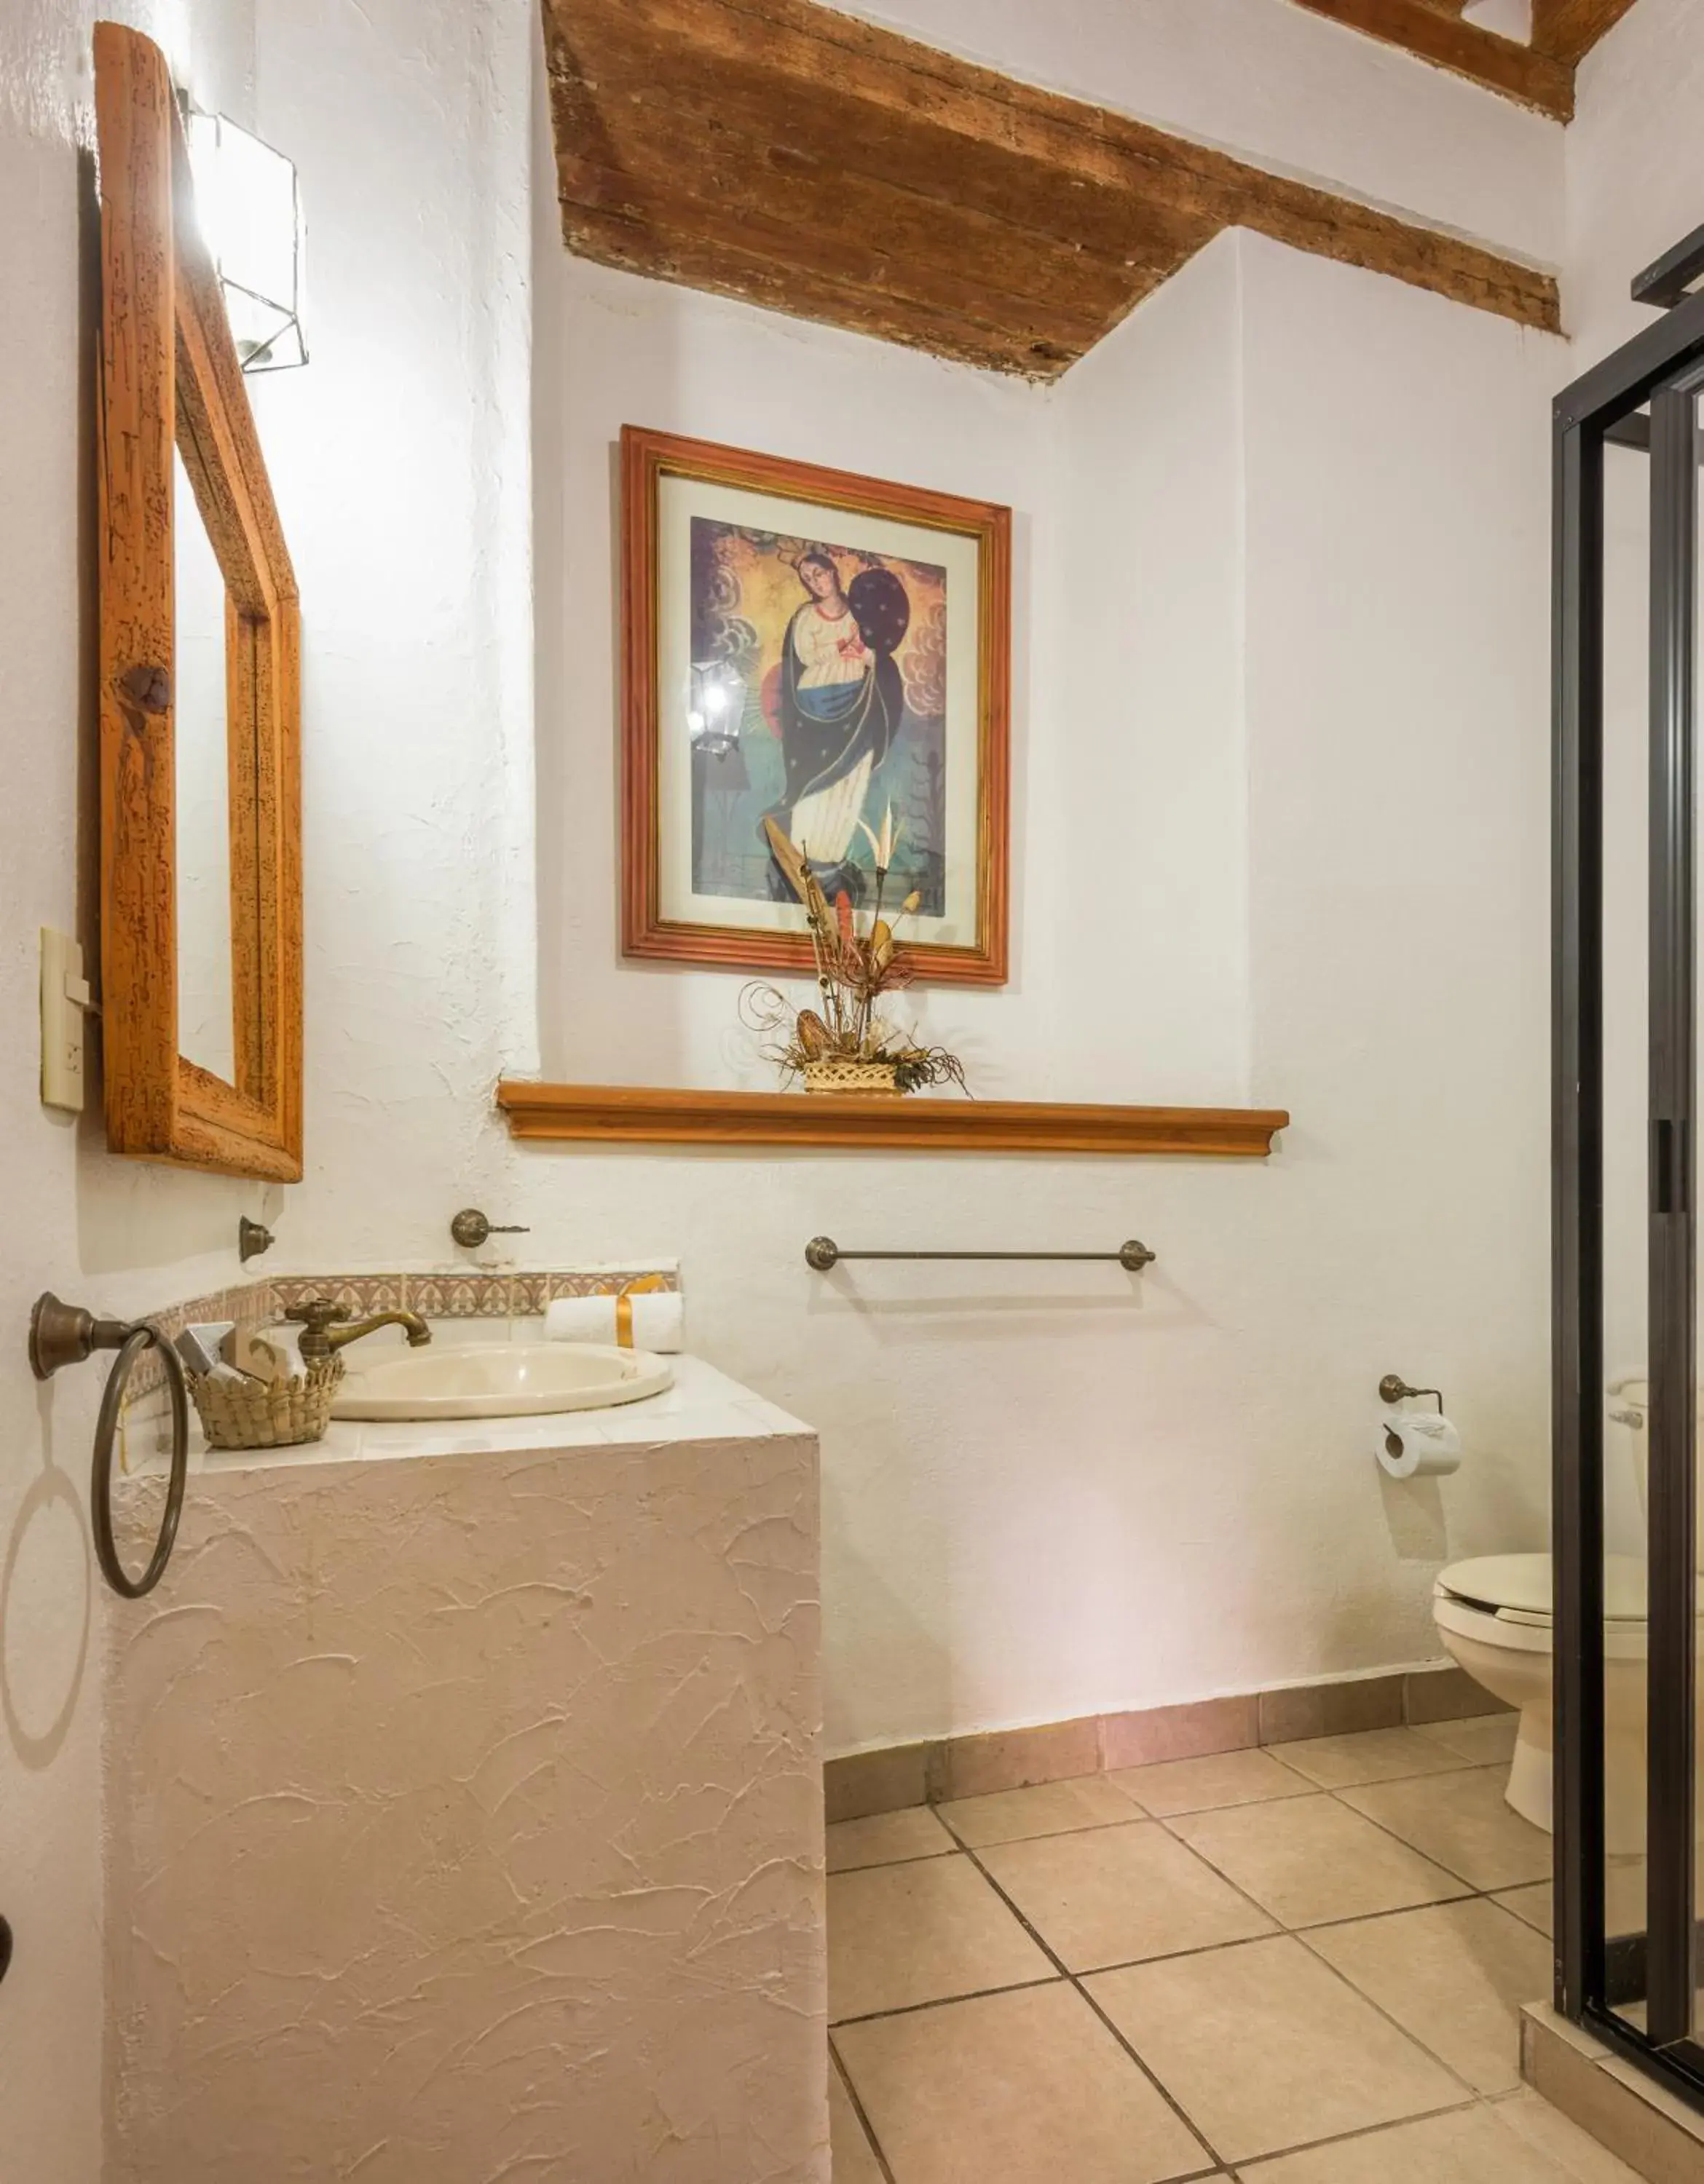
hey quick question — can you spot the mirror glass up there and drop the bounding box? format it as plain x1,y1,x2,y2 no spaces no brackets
173,441,237,1083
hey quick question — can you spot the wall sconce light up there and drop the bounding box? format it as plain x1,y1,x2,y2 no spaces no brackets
181,104,307,371
688,661,747,760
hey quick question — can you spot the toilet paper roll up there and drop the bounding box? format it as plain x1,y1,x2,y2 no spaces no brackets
1376,1409,1462,1480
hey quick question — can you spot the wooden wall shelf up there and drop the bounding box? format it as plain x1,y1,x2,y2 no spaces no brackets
496,1083,1289,1158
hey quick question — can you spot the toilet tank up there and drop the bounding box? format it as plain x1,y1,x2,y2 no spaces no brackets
1608,1376,1704,1567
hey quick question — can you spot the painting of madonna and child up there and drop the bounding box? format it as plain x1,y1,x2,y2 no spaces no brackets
624,429,1011,987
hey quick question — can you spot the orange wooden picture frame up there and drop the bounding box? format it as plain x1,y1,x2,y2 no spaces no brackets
93,23,302,1180
620,425,1011,986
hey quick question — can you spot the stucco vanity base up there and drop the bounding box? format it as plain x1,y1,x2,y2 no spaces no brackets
103,1369,826,2183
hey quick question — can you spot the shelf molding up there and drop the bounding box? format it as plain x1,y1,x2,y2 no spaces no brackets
496,1082,1289,1158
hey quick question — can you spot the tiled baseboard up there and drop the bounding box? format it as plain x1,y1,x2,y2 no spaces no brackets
824,1665,1511,1822
1522,2004,1704,2184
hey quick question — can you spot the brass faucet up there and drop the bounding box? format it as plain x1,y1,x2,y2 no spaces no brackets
284,1298,433,1363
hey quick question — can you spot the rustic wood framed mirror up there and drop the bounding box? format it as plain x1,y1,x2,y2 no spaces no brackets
92,23,301,1180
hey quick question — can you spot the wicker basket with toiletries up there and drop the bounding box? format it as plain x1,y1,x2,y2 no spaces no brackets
186,1357,343,1450
175,1319,340,1451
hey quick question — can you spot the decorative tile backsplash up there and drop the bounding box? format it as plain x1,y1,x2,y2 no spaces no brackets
267,1268,679,1318
128,1265,682,1397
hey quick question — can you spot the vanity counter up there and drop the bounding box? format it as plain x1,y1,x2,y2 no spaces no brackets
184,1351,810,1471
105,1358,828,2184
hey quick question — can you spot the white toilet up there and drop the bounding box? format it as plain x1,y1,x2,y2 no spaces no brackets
1432,1379,1693,1859
1432,1551,1652,1855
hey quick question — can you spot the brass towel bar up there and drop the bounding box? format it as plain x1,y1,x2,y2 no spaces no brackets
805,1238,1156,1272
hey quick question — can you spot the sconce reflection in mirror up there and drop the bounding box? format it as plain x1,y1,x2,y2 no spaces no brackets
688,659,747,761
181,102,307,371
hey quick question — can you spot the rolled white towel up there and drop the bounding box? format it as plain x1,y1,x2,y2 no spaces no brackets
543,1291,683,1353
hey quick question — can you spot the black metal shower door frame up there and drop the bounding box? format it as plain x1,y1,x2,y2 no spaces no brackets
1555,280,1704,2098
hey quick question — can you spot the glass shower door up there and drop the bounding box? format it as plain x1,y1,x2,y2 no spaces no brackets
1598,414,1650,2021
1644,371,1699,2051
1555,280,1704,2099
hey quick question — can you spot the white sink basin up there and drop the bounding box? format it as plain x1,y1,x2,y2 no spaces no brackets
331,1343,674,1422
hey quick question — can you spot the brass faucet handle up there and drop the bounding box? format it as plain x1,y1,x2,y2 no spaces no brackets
284,1299,352,1334
451,1208,531,1251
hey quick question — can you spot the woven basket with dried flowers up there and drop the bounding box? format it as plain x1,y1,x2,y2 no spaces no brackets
742,812,969,1097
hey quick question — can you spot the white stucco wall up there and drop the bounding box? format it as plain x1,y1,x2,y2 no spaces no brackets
1563,0,1704,1556
1565,0,1704,367
8,0,1700,2169
0,7,275,2173
524,197,1566,1750
1,0,532,2171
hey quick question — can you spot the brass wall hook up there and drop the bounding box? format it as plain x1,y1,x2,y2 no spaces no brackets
238,1215,275,1264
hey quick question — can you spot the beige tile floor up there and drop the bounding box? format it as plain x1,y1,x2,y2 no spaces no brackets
827,1717,1647,2183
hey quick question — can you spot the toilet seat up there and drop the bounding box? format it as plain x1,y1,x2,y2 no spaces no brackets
1435,1554,1652,1661
1437,1552,1648,1622
1431,1551,1662,1849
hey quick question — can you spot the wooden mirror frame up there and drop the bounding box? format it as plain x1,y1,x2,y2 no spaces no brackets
93,23,302,1181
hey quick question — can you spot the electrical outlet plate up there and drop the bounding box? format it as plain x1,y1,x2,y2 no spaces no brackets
40,927,91,1114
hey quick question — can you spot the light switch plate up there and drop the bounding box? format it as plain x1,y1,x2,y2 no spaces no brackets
40,927,90,1113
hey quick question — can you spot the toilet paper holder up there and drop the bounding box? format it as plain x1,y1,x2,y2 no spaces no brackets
1379,1373,1444,1465
1378,1373,1444,1415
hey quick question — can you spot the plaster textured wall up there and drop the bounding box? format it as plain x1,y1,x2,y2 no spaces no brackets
1053,232,1250,1100
0,6,270,2176
1563,0,1704,1555
525,218,1566,1754
0,0,1663,2164
106,1426,826,2183
1238,233,1561,1680
242,0,539,1261
1565,0,1704,368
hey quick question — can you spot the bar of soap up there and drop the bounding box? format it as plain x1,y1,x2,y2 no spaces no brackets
176,1321,236,1376
226,1329,287,1386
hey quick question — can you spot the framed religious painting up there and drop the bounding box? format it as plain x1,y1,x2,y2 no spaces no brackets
620,426,1011,986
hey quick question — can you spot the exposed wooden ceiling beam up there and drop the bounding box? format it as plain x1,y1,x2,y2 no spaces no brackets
542,0,1559,383
1290,0,1643,114
1530,0,1641,65
1288,0,1574,116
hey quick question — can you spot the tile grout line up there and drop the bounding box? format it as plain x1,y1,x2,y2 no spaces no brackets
838,1779,1546,2010
1284,1923,1498,2108
1317,1765,1550,1899
1221,2093,1488,2177
945,1840,1510,2177
1257,1739,1480,1795
832,1971,1065,2030
827,1731,1545,2177
1144,1770,1537,1915
828,2033,899,2184
829,1720,1508,1840
950,1836,1230,2175
1148,1800,1475,1928
830,1845,967,1876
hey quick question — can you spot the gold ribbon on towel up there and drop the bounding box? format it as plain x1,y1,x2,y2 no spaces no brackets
612,1273,668,1348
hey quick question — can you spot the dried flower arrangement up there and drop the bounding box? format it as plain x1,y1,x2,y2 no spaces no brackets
743,812,969,1096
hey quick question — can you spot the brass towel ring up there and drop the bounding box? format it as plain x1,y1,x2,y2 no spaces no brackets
28,1294,190,1600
